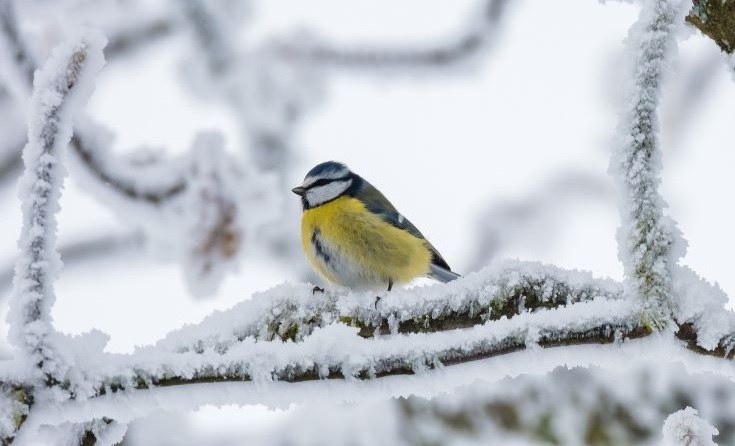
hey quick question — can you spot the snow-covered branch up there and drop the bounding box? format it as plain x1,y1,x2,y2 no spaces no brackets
7,33,106,383
0,1,179,196
157,261,624,352
612,0,688,329
238,364,733,446
69,132,187,205
274,0,509,72
0,231,143,298
663,407,719,446
88,298,643,394
0,383,30,442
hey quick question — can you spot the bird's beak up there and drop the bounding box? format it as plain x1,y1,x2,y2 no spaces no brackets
291,186,306,196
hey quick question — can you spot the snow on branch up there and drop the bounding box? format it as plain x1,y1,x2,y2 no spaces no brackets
0,0,188,206
156,261,624,352
144,261,735,361
0,383,30,441
67,129,279,297
612,0,688,329
82,295,647,396
67,263,726,397
663,407,719,446
68,131,187,205
53,418,126,446
182,132,247,297
0,1,178,196
7,32,106,383
5,264,735,437
247,364,734,446
0,231,143,298
274,0,509,72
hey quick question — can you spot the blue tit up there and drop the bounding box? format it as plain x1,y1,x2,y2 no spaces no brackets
291,161,460,293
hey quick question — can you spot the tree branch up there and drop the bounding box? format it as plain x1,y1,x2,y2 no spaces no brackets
274,0,509,71
686,0,735,54
105,19,175,60
81,297,648,396
0,383,31,445
69,133,186,205
7,33,106,384
612,0,687,329
0,231,143,297
154,261,623,354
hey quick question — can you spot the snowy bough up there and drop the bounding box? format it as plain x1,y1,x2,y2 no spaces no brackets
1,1,735,445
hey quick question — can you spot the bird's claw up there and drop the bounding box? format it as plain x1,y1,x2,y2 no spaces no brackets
312,286,325,295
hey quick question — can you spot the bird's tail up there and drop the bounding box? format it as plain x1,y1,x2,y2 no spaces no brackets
429,264,461,283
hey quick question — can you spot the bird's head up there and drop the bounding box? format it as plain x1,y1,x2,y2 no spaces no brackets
292,161,357,209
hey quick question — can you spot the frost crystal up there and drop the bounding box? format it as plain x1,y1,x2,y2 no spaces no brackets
611,0,689,328
663,407,718,446
7,32,106,383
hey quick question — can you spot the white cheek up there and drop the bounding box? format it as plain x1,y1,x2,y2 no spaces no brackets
306,180,352,206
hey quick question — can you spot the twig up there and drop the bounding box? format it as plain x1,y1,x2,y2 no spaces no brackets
69,134,186,205
0,231,144,296
7,33,106,383
612,0,687,328
275,0,509,71
105,19,175,60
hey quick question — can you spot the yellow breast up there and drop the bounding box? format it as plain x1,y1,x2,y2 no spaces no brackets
301,196,432,288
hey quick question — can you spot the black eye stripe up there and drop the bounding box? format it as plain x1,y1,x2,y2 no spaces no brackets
304,175,351,190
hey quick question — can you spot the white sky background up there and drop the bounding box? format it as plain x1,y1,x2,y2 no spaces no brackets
1,0,734,439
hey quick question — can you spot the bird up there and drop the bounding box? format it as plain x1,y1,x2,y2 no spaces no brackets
292,161,460,298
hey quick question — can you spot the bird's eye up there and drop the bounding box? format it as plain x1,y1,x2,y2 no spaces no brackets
309,179,332,188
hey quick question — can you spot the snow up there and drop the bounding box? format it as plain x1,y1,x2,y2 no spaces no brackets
154,260,624,353
17,336,735,437
611,0,689,326
1,0,735,444
671,266,735,351
7,31,106,384
253,364,734,446
60,292,635,399
0,385,26,439
66,125,281,297
663,407,719,446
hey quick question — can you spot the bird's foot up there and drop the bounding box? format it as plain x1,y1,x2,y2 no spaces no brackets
312,286,325,295
374,295,381,309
